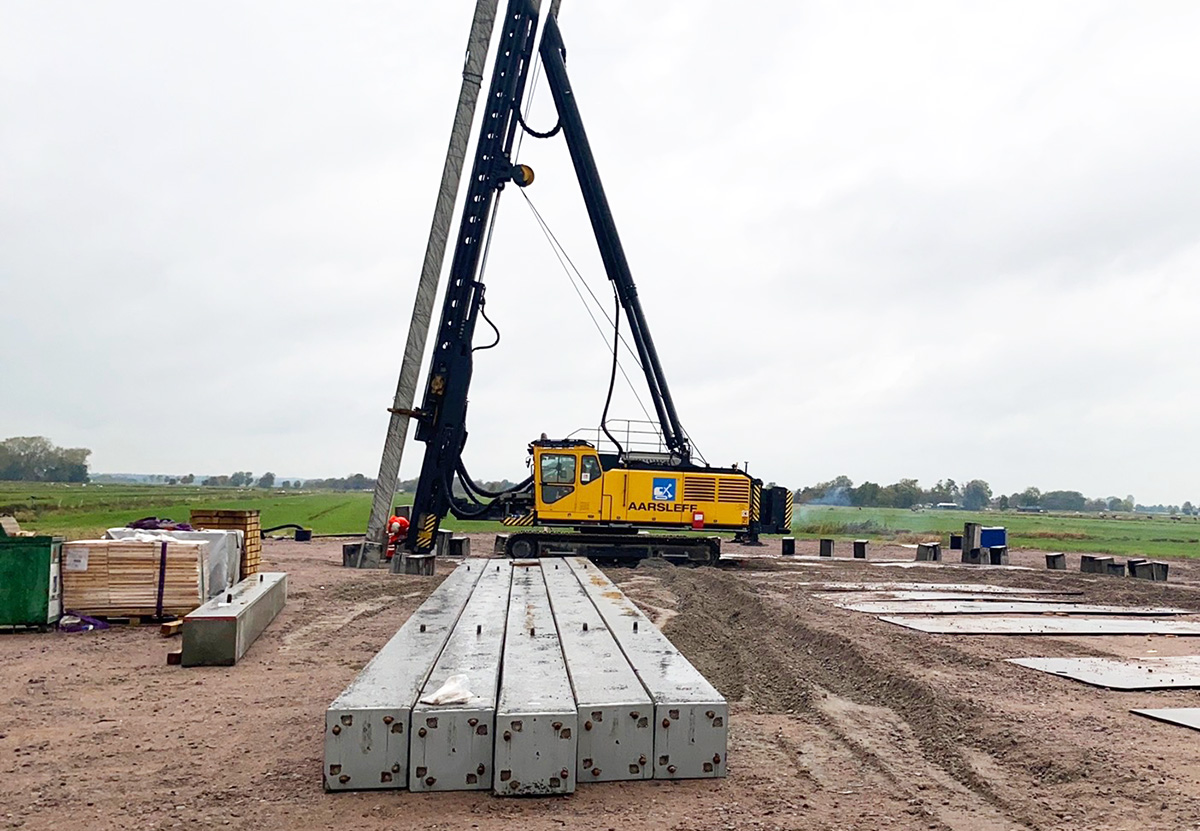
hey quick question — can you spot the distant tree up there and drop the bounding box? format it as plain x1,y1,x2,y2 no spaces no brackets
996,494,1010,510
1123,495,1136,512
881,478,923,509
1019,487,1042,507
961,480,992,511
202,475,231,487
181,473,195,485
1083,498,1107,512
167,478,178,486
0,436,91,483
229,471,255,487
1184,501,1195,516
257,472,276,489
850,481,881,507
1041,490,1086,512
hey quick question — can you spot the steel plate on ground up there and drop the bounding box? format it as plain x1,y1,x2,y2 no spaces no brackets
846,601,1193,616
879,616,1200,636
802,582,1079,595
1131,708,1200,731
542,559,653,783
814,591,1059,604
1008,656,1200,690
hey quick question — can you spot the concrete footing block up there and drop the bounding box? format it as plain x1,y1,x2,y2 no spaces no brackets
449,537,470,558
1132,561,1169,582
1081,555,1115,574
781,537,795,556
493,535,509,556
1105,561,1126,577
1045,553,1066,570
949,534,963,551
961,548,983,565
819,538,834,558
182,573,287,667
916,542,941,562
403,554,436,576
853,539,868,559
1126,558,1148,576
987,546,1009,566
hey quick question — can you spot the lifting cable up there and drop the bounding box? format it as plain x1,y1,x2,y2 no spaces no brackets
518,188,655,427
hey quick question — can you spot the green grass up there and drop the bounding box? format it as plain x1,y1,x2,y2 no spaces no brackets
793,505,1200,559
4,483,1198,558
0,482,507,539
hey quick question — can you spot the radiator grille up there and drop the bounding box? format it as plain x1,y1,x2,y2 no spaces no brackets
718,477,751,504
683,477,717,503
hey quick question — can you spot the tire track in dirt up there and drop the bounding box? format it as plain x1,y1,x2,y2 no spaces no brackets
628,564,1036,828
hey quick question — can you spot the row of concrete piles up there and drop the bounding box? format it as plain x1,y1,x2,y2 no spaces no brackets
324,557,727,796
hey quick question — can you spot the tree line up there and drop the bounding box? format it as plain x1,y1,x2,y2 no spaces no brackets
0,437,90,483
793,476,1194,515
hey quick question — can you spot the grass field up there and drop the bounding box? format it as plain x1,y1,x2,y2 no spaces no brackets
3,483,1199,559
793,504,1200,559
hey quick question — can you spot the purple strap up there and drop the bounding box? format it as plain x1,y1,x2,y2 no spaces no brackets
156,540,168,619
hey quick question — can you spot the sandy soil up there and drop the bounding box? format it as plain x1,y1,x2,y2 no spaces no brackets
4,535,1200,831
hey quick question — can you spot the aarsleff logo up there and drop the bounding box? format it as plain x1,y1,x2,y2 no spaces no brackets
652,478,676,501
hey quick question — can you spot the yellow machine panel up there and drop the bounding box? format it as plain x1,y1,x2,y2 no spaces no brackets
527,444,755,531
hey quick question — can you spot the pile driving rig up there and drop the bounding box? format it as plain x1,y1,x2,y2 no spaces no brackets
403,1,792,564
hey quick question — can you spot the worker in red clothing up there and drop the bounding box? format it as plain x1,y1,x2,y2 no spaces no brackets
386,515,410,560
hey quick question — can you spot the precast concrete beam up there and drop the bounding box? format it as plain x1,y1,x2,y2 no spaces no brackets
182,572,287,667
493,563,577,796
409,560,513,792
542,559,653,783
564,558,727,780
324,560,484,791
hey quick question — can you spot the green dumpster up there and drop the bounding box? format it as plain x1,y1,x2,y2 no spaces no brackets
0,536,64,630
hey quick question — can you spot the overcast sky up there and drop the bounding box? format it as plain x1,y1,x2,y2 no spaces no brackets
3,1,1199,504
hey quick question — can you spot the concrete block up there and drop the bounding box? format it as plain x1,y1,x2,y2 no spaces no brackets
1081,555,1114,574
410,561,513,792
343,542,383,569
449,536,471,558
435,528,453,558
781,537,795,557
324,561,484,791
1045,553,1066,570
853,539,868,559
182,573,287,667
1105,561,1126,577
494,564,577,796
987,546,1009,566
819,538,834,558
493,534,509,556
916,542,941,562
1126,558,1148,576
961,548,984,565
949,534,963,551
402,554,436,576
542,560,653,783
564,558,727,780
1132,561,1170,582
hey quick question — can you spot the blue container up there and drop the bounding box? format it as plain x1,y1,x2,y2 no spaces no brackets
980,527,1007,548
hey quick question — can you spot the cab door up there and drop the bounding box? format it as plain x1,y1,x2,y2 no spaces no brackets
536,450,604,521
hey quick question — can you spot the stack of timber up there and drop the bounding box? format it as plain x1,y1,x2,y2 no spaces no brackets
324,557,727,796
190,509,261,578
61,539,207,617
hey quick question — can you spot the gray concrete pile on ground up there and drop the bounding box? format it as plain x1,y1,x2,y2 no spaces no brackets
841,600,1194,616
409,560,512,792
564,557,727,780
543,560,654,783
493,564,577,796
181,572,287,667
324,560,483,791
1131,708,1200,732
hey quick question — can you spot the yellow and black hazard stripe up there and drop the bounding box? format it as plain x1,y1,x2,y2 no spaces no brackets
750,482,761,523
783,491,794,530
503,511,536,527
416,512,437,549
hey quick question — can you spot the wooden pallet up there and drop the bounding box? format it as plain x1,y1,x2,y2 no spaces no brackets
189,509,261,578
62,540,205,617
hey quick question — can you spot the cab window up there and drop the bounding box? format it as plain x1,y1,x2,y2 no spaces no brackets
539,453,576,504
580,455,602,484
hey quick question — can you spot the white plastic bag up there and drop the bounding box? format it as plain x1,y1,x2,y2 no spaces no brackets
419,673,473,705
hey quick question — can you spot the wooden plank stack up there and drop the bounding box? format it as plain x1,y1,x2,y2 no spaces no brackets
189,509,261,578
61,540,207,617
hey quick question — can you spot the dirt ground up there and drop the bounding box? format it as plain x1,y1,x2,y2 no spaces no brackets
5,536,1200,831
